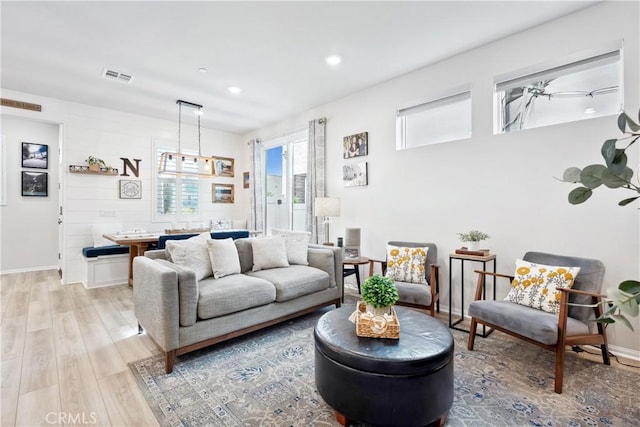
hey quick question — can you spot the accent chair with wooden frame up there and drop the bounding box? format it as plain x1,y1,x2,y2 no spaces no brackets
467,251,610,394
369,241,440,316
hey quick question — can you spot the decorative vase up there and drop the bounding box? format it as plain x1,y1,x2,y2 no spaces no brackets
467,241,480,251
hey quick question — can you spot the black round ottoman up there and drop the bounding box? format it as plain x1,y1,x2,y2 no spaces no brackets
314,306,454,427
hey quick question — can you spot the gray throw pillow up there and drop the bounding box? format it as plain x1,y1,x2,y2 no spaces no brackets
251,236,290,271
207,238,241,279
165,232,212,280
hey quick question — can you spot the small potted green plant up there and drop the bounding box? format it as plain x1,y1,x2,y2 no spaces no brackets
361,274,399,316
457,230,490,251
86,156,106,172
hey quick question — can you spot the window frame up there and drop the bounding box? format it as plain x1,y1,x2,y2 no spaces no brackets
493,44,624,134
396,86,472,150
152,141,202,223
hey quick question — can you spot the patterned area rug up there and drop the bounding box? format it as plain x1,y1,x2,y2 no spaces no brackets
129,305,639,427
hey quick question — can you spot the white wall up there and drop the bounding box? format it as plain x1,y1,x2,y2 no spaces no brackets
1,116,60,272
1,91,248,284
244,2,640,355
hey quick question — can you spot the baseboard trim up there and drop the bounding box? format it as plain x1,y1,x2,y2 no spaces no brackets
0,265,58,275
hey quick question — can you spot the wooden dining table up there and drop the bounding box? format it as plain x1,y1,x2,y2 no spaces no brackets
103,233,162,286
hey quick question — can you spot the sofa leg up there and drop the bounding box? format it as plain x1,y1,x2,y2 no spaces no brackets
165,350,176,374
137,323,143,335
335,299,341,308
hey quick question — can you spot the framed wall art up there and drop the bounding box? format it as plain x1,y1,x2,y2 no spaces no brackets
119,180,142,199
343,132,368,159
22,171,48,196
212,183,234,203
213,156,235,177
243,171,250,189
22,142,48,169
343,162,368,187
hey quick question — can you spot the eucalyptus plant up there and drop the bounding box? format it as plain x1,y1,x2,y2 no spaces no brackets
457,230,490,242
361,274,399,309
560,109,640,330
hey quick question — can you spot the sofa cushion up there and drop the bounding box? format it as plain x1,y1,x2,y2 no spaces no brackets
251,236,290,271
395,281,432,306
207,238,241,279
248,265,330,302
165,232,212,281
198,274,276,320
271,229,311,265
468,300,589,345
235,238,254,273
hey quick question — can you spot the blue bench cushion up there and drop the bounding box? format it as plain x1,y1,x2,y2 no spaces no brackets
157,230,250,249
82,245,129,258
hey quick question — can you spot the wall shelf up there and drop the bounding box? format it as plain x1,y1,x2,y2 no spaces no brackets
69,165,119,175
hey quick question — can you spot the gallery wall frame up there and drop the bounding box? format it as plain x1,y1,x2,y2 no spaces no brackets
22,171,48,197
213,156,235,177
243,171,250,189
343,162,368,187
212,183,234,203
343,132,368,159
119,179,142,199
22,142,48,169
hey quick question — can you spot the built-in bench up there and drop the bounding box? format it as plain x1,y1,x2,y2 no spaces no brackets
81,230,249,289
82,244,130,288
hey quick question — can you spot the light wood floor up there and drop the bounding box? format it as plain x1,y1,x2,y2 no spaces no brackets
1,269,161,427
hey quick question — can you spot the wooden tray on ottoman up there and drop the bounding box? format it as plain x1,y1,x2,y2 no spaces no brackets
356,301,400,339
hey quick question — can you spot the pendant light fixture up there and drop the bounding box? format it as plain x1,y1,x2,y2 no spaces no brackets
158,100,215,177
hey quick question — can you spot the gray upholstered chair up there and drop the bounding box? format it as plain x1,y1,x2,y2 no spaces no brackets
467,251,610,394
369,241,440,316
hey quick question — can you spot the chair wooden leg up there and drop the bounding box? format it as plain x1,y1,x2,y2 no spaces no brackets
165,350,176,374
597,323,611,365
554,345,565,394
467,318,478,351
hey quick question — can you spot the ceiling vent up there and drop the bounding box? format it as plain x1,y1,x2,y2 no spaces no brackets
102,68,133,83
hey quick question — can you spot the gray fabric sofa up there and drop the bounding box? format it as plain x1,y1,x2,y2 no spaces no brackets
133,237,343,373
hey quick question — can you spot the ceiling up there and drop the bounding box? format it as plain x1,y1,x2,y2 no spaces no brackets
1,1,596,135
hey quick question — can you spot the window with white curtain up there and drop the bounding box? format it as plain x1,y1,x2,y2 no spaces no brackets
153,144,200,222
495,47,622,134
396,89,472,149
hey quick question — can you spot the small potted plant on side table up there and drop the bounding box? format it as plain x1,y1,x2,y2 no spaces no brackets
457,230,490,251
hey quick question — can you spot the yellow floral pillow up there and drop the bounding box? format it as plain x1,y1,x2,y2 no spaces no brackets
385,245,428,285
504,259,580,314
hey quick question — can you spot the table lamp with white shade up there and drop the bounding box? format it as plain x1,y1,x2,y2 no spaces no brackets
315,197,340,245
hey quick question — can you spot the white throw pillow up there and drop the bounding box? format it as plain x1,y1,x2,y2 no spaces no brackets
271,229,311,265
165,232,212,281
92,223,122,247
385,244,429,285
207,238,241,279
251,236,290,271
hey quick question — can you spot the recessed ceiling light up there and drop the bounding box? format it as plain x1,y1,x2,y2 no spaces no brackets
228,86,242,94
325,55,342,66
584,108,596,114
198,67,208,73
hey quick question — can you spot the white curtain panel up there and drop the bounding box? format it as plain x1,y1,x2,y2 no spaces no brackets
306,118,326,244
249,139,264,233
